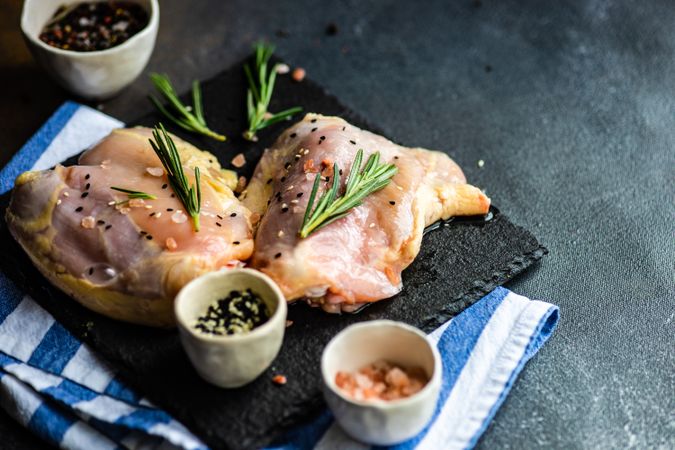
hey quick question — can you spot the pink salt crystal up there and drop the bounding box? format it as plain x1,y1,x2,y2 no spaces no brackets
146,166,164,177
275,63,290,74
355,373,374,389
231,153,246,168
385,367,410,388
236,176,247,193
80,216,95,229
171,211,187,224
165,237,177,251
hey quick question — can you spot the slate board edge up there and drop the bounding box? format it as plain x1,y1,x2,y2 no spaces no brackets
422,243,548,331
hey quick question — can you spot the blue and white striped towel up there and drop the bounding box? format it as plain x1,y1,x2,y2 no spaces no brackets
0,102,559,450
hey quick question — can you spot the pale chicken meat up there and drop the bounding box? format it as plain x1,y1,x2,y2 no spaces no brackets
6,128,253,327
244,114,490,312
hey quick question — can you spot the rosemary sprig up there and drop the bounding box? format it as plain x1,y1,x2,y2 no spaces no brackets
243,42,302,141
148,124,202,232
110,187,157,200
299,149,398,238
149,73,226,142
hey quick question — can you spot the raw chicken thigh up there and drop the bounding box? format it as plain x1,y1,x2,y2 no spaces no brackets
6,128,253,326
244,114,490,312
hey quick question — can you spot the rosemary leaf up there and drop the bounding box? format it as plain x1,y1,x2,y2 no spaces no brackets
148,124,202,232
243,42,302,141
110,187,157,200
298,149,397,238
149,73,226,142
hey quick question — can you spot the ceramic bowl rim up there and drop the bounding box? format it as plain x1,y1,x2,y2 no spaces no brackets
174,268,287,343
20,0,159,58
321,319,442,409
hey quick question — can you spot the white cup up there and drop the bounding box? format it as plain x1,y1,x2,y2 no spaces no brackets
174,268,287,388
321,320,442,445
21,0,159,100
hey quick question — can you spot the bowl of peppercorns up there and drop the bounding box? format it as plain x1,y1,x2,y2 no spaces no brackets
21,0,159,100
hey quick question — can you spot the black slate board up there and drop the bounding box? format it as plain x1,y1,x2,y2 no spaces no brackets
0,58,547,450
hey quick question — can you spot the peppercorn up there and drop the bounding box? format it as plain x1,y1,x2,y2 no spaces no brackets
39,2,149,52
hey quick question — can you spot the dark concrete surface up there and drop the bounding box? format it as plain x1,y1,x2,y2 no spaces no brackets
0,0,673,448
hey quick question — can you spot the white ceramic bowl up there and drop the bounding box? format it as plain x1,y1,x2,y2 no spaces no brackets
174,268,287,388
321,320,442,446
21,0,159,100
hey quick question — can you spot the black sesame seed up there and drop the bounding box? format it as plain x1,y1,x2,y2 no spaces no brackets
75,206,83,212
217,214,223,219
311,118,317,123
326,22,338,35
339,169,343,175
85,183,90,190
81,192,89,198
274,252,282,259
209,159,214,163
285,162,291,169
280,176,286,182
325,177,330,183
149,212,155,217
318,140,322,145
88,267,94,275
170,194,175,198
267,199,271,205
85,174,90,180
394,156,399,160
167,208,174,212
266,178,273,184
146,235,153,240
216,222,222,227
320,136,325,140
297,192,303,198
342,126,346,131
230,212,237,217
349,140,356,145
233,241,240,245
140,231,147,235
281,207,289,213
162,184,168,189
295,155,301,160
290,132,297,138
97,220,105,225
311,127,317,132
105,224,112,230
389,201,396,205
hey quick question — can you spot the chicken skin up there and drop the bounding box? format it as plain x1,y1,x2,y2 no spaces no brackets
244,114,490,312
6,128,253,326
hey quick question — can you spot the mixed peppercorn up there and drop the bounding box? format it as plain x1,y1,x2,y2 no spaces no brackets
39,1,149,52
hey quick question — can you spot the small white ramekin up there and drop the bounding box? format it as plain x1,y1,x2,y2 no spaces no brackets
174,268,287,388
21,0,159,100
321,320,442,445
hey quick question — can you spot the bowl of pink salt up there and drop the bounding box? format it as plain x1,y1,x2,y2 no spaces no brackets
321,320,442,445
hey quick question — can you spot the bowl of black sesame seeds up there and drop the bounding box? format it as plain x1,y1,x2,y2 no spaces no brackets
20,0,159,99
174,268,287,388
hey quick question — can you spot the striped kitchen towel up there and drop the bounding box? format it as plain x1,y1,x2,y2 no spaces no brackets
0,102,559,450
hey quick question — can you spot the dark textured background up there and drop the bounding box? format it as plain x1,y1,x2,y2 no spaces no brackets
0,0,673,448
